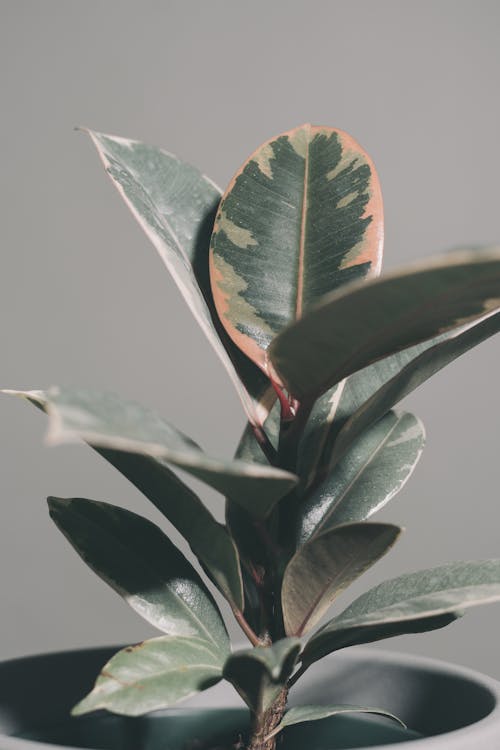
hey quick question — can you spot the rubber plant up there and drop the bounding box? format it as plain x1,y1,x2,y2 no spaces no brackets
5,124,500,750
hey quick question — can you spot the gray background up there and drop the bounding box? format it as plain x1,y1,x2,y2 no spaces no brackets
1,0,500,680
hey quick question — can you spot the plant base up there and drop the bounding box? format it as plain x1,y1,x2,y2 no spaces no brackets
0,646,499,749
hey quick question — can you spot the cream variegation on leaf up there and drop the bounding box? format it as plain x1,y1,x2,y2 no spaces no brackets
209,123,383,384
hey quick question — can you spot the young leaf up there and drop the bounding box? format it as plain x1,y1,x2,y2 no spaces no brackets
301,559,500,667
282,523,401,636
269,247,500,400
48,497,229,653
73,636,224,716
265,704,406,740
85,130,272,426
96,449,244,611
331,310,500,465
223,638,301,715
210,123,383,376
8,388,297,519
297,412,424,544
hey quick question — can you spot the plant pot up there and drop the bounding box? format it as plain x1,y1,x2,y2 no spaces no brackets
0,645,498,750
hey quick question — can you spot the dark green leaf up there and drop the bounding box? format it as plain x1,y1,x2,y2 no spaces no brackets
73,636,223,716
266,704,406,740
269,247,500,400
223,638,301,714
48,497,229,653
85,130,272,426
297,412,424,544
9,388,297,519
302,559,500,667
332,310,500,465
282,523,401,636
210,123,383,375
96,449,243,611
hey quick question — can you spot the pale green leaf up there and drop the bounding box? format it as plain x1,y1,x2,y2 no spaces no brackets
73,636,223,716
266,704,406,740
302,559,500,667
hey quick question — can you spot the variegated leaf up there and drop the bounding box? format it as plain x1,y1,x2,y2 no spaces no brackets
301,559,500,667
269,247,500,400
282,523,401,636
85,130,273,426
210,124,383,376
297,412,425,544
73,636,224,716
6,388,297,519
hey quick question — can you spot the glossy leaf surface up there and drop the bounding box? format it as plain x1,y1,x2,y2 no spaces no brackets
332,310,500,465
297,412,424,544
48,497,229,651
96,448,243,610
86,130,271,426
223,638,301,714
11,388,297,519
73,636,223,716
269,248,500,399
282,523,401,636
302,559,500,666
266,704,405,740
210,124,383,374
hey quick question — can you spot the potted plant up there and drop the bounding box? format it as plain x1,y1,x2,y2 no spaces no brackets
2,123,500,749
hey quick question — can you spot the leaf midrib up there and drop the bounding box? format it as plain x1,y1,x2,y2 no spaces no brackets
295,126,310,320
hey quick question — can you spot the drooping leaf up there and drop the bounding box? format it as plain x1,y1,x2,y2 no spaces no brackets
8,388,297,519
331,310,500,465
297,412,424,544
96,448,243,611
282,523,401,636
85,130,272,426
48,497,229,652
223,638,301,715
210,124,383,375
73,636,223,716
269,247,500,400
301,559,500,667
265,704,406,740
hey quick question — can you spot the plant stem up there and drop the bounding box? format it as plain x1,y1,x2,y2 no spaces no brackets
277,397,314,472
247,688,288,750
252,423,278,465
232,608,263,647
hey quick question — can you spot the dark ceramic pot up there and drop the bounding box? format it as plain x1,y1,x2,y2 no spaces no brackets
0,646,498,749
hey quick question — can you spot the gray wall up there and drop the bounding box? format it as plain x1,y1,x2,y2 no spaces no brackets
1,0,500,681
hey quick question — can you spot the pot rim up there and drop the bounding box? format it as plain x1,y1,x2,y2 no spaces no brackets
0,645,499,750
